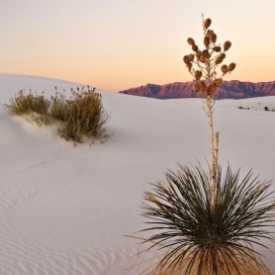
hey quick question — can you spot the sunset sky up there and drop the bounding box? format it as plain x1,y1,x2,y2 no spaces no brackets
1,0,275,92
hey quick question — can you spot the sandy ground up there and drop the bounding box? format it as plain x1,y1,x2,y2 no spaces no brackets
1,74,275,274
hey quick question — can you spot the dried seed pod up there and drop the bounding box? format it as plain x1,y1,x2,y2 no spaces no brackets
204,18,211,29
228,62,236,71
192,45,198,52
204,37,210,47
221,65,228,74
194,70,202,80
215,56,223,65
183,55,190,64
200,81,207,91
206,87,211,96
194,82,200,92
202,50,210,59
206,86,215,96
214,78,223,86
188,54,195,62
196,50,202,59
210,32,217,43
200,55,206,63
213,46,221,52
187,37,195,46
206,30,213,38
224,41,231,51
216,53,226,64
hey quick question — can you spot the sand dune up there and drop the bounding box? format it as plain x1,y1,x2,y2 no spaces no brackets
1,74,275,274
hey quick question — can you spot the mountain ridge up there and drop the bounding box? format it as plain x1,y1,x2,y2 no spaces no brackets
119,80,275,99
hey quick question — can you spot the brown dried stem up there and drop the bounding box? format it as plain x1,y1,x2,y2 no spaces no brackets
183,16,236,215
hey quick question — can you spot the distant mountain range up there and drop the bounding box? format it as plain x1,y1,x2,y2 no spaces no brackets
119,81,275,99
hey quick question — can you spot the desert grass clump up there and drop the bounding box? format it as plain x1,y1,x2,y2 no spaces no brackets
6,90,51,125
6,90,50,116
5,87,110,144
142,165,274,275
51,87,110,143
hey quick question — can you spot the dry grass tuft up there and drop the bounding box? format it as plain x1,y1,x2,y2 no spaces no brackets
5,87,110,144
50,87,110,143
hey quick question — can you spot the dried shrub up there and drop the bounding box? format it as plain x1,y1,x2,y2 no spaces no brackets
5,87,110,144
5,90,51,124
51,87,110,143
6,90,49,115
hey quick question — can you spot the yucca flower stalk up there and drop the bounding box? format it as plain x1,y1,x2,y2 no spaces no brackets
183,16,236,214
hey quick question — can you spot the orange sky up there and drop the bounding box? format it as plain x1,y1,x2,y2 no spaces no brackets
1,0,275,92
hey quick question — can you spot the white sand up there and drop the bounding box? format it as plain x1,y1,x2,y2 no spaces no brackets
1,74,275,274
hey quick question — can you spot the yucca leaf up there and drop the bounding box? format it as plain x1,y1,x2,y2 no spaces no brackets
140,164,275,275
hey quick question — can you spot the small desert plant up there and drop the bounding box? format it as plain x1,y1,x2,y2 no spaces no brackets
5,87,110,144
6,90,50,116
6,90,51,124
51,87,109,143
238,106,249,110
49,90,68,122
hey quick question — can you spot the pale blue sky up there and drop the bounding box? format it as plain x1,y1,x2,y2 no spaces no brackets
1,0,275,91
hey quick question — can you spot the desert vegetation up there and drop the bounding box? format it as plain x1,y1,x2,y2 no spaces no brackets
238,105,275,112
140,16,275,275
238,106,250,110
5,87,110,144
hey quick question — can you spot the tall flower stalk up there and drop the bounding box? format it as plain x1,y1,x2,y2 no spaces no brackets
183,17,236,214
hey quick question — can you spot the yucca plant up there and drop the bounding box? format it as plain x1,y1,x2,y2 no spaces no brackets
142,165,274,275
139,16,275,275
